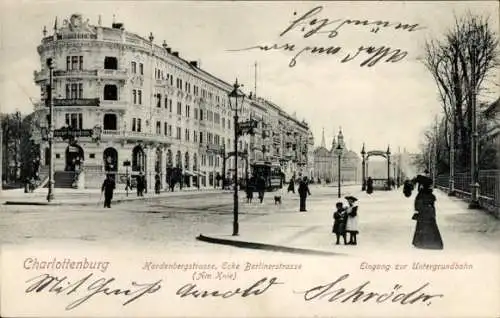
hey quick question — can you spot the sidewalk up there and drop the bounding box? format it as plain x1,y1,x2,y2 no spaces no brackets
198,186,500,256
0,186,230,206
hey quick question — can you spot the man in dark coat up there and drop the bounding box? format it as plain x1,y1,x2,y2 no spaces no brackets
366,177,374,194
287,177,295,193
256,176,266,203
298,176,311,212
137,172,145,197
101,175,116,208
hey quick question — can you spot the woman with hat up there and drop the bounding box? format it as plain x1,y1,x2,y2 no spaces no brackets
345,196,359,245
409,173,443,250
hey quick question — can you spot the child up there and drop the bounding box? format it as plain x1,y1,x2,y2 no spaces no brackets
332,202,347,245
345,196,359,245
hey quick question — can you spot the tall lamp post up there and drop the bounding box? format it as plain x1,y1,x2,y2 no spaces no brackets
386,146,391,190
335,143,343,198
361,143,366,191
47,58,55,202
469,29,480,209
228,79,245,236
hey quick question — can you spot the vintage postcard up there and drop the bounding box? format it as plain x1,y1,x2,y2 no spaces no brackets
0,0,499,317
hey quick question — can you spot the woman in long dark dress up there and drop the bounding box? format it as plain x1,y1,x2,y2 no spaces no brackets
411,175,443,250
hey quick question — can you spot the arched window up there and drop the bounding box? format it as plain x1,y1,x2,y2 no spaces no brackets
104,57,118,70
184,152,190,169
104,85,118,100
103,114,117,130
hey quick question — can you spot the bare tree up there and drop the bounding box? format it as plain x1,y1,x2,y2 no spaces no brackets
422,13,499,172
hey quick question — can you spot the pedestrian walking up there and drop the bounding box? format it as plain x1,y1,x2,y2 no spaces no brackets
345,196,359,245
154,174,161,194
403,179,413,197
246,176,255,203
366,177,374,194
101,174,116,208
136,172,145,197
409,173,443,250
287,177,295,193
332,201,347,245
298,176,311,212
257,176,266,203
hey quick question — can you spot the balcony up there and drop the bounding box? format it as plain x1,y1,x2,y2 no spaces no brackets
154,79,167,87
100,99,128,110
53,98,100,107
100,129,172,145
54,69,98,78
97,69,128,81
34,70,48,83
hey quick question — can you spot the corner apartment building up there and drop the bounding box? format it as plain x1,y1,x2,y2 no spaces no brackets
32,13,312,189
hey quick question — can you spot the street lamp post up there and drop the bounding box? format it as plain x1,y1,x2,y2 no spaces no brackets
336,143,343,198
47,58,55,202
228,79,245,236
386,146,391,191
469,31,480,209
361,143,366,191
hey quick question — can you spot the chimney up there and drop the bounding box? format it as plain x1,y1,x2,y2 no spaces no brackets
166,48,171,53
172,51,179,57
112,22,124,29
162,40,168,50
189,61,198,68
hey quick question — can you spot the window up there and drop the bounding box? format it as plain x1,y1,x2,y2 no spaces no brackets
65,113,83,129
177,102,182,115
66,83,83,99
194,108,198,120
156,121,161,134
176,127,181,140
222,117,225,128
137,118,142,132
168,125,172,136
104,57,118,70
200,110,204,121
104,85,118,100
138,90,142,104
164,97,168,109
156,93,161,108
185,105,190,117
193,130,198,143
199,132,203,144
71,56,78,70
131,61,137,73
132,118,136,131
132,90,137,104
185,128,190,141
103,114,117,130
164,122,168,136
169,100,173,112
139,63,144,75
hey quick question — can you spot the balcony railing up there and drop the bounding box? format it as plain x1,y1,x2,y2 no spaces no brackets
54,70,98,77
100,99,128,109
53,98,100,107
98,69,128,80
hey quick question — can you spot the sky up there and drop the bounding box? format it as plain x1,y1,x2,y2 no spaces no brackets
0,0,498,154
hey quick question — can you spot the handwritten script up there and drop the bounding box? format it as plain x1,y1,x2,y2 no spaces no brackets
24,273,443,311
229,6,425,67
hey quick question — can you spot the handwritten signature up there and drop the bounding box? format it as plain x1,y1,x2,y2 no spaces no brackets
295,274,444,306
25,273,162,311
229,6,424,67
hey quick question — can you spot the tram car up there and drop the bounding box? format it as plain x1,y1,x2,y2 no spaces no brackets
250,161,284,191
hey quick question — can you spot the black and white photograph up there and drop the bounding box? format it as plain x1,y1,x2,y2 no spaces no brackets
0,1,499,317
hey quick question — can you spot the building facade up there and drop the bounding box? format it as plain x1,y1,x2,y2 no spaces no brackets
32,14,312,189
313,129,360,183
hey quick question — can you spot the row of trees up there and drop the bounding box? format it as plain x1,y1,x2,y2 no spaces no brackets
415,13,499,174
1,111,39,184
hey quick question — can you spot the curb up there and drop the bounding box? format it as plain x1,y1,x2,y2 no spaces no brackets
3,190,231,206
196,234,345,256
